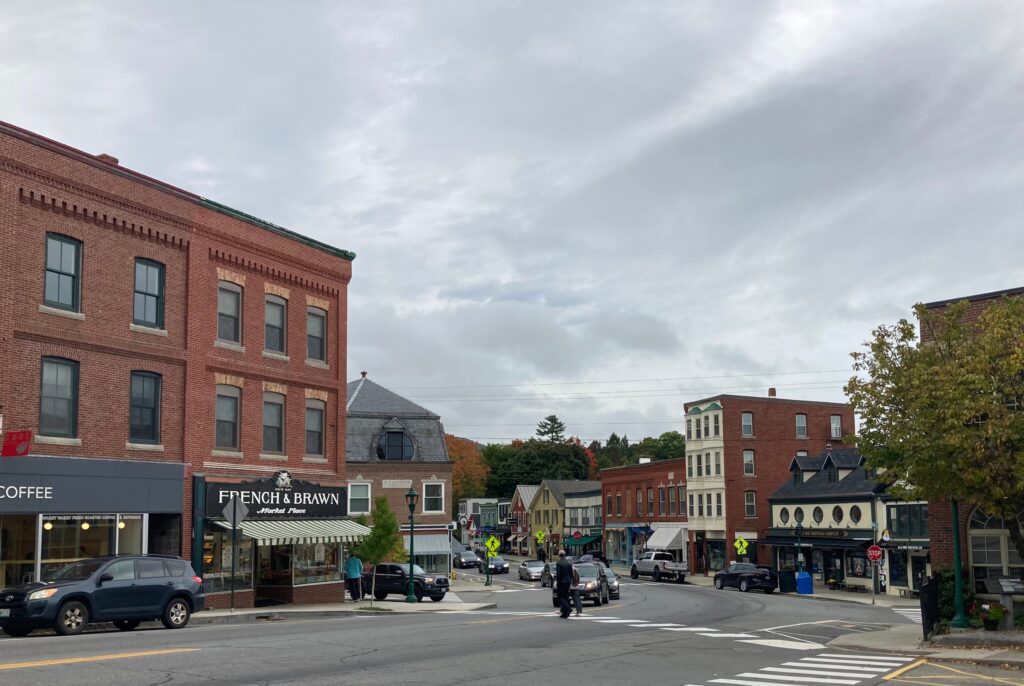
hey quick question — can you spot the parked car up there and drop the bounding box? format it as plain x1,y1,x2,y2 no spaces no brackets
579,552,607,565
594,561,621,600
630,550,687,583
551,563,610,607
518,560,545,581
453,550,480,569
713,563,778,593
364,563,449,602
478,556,510,574
0,555,204,637
540,562,558,587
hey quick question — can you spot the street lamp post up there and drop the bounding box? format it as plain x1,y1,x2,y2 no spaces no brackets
795,524,804,572
950,499,969,628
405,487,418,604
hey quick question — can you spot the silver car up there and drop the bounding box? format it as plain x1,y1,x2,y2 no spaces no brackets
518,560,545,581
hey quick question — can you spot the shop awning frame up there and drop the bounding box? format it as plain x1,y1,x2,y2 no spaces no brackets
565,535,599,547
646,526,685,550
763,536,869,550
216,519,371,545
403,534,453,556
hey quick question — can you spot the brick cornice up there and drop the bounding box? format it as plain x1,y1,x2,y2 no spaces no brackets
209,249,341,296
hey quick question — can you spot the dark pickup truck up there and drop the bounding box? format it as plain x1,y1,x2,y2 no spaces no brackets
363,563,449,602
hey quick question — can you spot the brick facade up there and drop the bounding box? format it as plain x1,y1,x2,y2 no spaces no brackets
600,458,687,565
685,394,854,572
347,462,452,531
0,122,353,599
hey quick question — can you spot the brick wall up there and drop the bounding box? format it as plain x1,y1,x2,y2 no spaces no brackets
0,122,352,567
601,457,689,523
347,462,453,527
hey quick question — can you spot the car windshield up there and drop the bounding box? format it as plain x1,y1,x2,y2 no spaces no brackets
490,557,505,563
47,558,106,582
411,564,427,575
575,563,598,578
525,561,544,568
463,552,477,558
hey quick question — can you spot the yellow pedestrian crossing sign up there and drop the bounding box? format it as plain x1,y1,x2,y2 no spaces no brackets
734,537,749,556
534,530,546,545
486,535,500,553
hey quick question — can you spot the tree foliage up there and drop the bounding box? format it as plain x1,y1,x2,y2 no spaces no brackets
351,495,406,604
446,434,488,507
536,414,567,442
846,298,1024,561
483,438,591,498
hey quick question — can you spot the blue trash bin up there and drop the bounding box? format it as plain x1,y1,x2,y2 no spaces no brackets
796,571,814,595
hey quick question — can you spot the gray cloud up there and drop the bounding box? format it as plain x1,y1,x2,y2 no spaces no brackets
4,0,1023,442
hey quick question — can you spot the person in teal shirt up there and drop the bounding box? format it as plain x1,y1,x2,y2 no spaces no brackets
345,553,364,601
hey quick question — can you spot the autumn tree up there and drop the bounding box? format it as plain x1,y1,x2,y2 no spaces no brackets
536,414,567,442
446,434,488,510
846,298,1024,561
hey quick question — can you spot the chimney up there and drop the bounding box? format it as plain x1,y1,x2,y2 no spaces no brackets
768,387,776,398
96,153,119,165
361,371,367,379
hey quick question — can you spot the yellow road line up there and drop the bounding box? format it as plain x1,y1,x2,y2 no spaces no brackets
926,662,1024,685
884,659,928,680
0,648,199,671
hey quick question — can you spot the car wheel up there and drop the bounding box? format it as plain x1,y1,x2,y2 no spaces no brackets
740,580,750,593
430,594,445,602
414,586,424,602
374,590,387,601
652,567,661,582
113,619,141,631
714,577,723,590
630,566,639,579
1,623,32,637
764,588,775,594
162,597,191,629
54,600,89,635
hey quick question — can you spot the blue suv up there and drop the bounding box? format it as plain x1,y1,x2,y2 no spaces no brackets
0,555,204,637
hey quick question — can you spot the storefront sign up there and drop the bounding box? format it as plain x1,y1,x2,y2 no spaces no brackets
0,484,54,501
1,430,33,457
205,471,347,519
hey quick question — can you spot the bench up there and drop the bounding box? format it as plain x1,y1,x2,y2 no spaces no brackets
899,588,919,599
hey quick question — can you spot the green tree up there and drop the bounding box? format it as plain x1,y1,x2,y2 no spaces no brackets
536,414,567,442
846,298,1024,561
351,495,406,605
483,438,590,497
655,431,686,461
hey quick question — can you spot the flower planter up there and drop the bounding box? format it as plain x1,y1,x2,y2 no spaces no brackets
983,618,999,631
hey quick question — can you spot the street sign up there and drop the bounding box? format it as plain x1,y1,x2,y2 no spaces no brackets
734,536,749,556
535,530,546,544
485,535,500,553
222,495,249,528
573,530,582,540
458,515,467,527
867,545,883,562
1,430,32,457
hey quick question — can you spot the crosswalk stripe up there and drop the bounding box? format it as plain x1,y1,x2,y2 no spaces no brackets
699,632,758,638
818,653,911,662
593,619,644,624
734,673,859,685
711,679,821,686
782,661,880,673
661,627,716,632
764,667,882,678
801,657,906,668
637,623,682,627
739,639,823,651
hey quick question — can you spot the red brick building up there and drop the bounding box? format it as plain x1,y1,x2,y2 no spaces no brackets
601,457,688,566
683,392,853,573
0,121,361,607
920,287,1024,593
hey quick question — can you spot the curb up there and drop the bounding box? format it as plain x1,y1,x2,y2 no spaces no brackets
191,602,498,625
828,637,1024,669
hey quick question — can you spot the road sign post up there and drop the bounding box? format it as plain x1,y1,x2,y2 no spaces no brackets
867,545,883,606
484,535,500,587
222,495,249,613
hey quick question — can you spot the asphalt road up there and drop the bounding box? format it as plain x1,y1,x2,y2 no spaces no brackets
0,575,993,686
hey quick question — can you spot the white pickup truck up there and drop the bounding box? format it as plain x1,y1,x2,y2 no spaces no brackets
630,550,688,583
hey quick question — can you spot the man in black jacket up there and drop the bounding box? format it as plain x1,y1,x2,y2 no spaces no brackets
555,549,574,619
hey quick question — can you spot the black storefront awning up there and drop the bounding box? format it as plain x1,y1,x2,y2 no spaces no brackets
763,536,870,550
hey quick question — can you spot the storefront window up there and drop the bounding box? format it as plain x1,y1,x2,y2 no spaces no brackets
707,540,726,572
41,514,116,579
969,508,1024,589
202,525,254,593
846,552,869,578
294,543,341,585
259,545,293,586
889,550,908,586
0,515,36,586
118,514,144,554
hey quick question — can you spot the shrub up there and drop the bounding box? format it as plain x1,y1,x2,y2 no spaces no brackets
933,567,976,622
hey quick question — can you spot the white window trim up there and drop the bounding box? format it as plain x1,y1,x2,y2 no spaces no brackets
349,482,372,515
422,482,445,514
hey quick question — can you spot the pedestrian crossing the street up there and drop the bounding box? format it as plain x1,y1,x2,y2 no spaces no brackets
893,607,922,624
682,652,914,686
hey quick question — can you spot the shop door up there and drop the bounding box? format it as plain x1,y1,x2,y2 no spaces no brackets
911,556,927,590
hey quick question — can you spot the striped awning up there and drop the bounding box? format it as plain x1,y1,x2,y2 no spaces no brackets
216,519,371,546
402,534,452,556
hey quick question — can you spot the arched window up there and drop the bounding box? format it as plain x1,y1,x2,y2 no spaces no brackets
969,507,1024,590
377,431,414,460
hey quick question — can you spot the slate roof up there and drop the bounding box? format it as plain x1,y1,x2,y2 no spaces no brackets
770,448,884,501
539,480,602,507
346,377,450,464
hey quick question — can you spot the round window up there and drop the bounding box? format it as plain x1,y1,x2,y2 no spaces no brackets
813,507,824,524
850,505,862,524
832,506,844,524
794,507,805,524
780,507,790,524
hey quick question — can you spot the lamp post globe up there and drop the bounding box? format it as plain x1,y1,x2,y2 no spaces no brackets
405,487,418,603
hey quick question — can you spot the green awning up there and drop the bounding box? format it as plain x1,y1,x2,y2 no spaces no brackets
566,535,599,547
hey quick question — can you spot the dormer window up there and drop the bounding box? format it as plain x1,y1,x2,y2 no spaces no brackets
377,430,414,460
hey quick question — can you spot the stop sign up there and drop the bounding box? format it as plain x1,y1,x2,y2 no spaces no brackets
867,545,883,562
573,530,582,540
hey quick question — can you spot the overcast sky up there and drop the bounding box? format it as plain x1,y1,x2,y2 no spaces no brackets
3,2,1022,443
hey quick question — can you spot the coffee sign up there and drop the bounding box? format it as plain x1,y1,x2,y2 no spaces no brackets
206,471,347,519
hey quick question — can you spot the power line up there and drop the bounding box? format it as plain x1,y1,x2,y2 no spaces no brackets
413,380,852,402
387,368,854,391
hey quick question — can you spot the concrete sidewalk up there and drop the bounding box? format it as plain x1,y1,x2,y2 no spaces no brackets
831,623,1024,667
